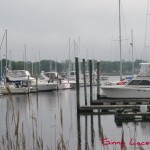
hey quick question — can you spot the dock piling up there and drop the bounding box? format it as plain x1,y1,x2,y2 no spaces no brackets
89,60,93,105
83,59,87,105
75,57,80,114
97,61,100,99
91,115,94,148
36,74,38,92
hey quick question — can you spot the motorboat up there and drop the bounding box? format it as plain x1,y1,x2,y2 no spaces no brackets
69,71,90,88
29,79,58,92
6,70,58,92
40,71,70,90
0,83,29,95
101,63,150,98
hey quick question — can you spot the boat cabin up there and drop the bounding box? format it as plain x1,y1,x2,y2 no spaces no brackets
128,79,150,86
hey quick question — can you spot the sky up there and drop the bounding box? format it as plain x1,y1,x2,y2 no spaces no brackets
0,0,149,62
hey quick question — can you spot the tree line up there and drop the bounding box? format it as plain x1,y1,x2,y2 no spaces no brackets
0,59,144,77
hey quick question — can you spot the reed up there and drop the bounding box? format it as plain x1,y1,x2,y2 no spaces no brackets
0,94,72,150
0,93,136,150
56,105,69,150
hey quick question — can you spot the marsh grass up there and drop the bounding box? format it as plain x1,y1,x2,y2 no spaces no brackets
0,93,145,150
0,94,73,150
57,106,69,150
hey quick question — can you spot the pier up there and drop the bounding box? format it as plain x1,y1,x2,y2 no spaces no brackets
75,57,150,121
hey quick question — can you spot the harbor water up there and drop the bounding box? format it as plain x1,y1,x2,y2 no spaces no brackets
0,80,150,149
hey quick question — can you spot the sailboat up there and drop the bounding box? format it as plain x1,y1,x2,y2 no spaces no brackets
101,0,138,98
101,1,150,99
68,38,90,88
0,30,31,95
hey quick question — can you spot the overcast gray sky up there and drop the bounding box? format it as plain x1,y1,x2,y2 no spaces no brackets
0,0,149,62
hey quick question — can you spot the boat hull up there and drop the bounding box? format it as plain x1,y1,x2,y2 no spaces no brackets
101,85,150,98
30,83,58,92
0,86,29,95
57,83,70,90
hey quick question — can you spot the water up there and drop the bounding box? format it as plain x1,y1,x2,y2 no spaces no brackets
0,84,150,149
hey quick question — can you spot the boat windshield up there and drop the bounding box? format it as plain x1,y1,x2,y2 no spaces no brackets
128,80,150,85
139,80,150,85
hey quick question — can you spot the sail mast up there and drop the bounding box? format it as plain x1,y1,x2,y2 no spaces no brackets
5,30,8,77
0,31,5,79
24,44,27,70
131,29,134,76
119,0,122,80
39,50,40,75
68,37,71,81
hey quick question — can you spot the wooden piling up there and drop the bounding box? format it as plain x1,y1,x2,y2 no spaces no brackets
97,61,100,99
91,115,94,148
75,57,80,113
89,60,93,105
77,114,81,150
85,115,88,150
83,59,87,105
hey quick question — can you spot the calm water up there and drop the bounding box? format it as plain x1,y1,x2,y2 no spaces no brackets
0,81,150,149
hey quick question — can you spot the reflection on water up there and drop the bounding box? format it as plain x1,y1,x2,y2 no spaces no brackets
0,88,150,149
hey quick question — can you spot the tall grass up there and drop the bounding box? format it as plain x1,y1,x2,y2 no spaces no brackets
0,94,73,150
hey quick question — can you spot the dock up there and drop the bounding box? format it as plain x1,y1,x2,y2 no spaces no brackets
75,57,150,122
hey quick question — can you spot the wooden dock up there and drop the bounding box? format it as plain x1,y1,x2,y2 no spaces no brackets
115,112,150,121
75,57,150,122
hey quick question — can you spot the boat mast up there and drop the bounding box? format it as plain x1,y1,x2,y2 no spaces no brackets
0,50,2,79
73,40,76,71
131,29,134,76
0,31,5,79
32,60,33,76
24,44,27,70
49,57,51,71
55,57,57,72
5,30,8,77
119,0,122,80
9,50,12,70
68,37,71,81
39,50,40,75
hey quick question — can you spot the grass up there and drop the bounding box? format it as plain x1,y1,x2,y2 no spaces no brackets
0,94,71,150
0,92,145,150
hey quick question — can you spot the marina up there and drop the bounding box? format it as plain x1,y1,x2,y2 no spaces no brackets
0,57,150,149
0,0,150,149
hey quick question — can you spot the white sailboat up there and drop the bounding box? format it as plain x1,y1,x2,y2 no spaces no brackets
0,30,30,95
68,38,90,88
